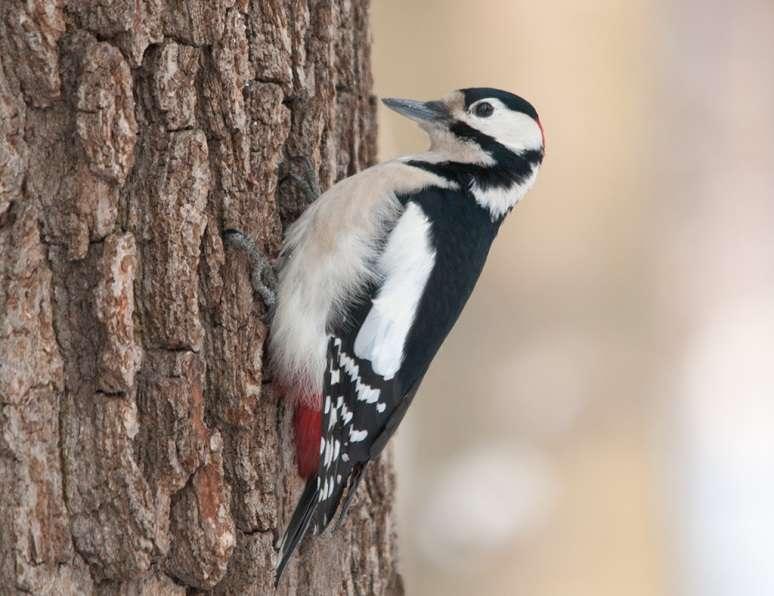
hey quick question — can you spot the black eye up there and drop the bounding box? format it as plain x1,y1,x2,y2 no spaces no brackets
473,102,494,117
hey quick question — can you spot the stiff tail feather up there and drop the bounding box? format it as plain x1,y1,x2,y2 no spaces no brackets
275,477,318,586
336,463,367,529
275,471,360,585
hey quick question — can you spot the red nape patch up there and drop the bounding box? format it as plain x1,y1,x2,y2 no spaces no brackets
537,117,546,153
293,402,321,478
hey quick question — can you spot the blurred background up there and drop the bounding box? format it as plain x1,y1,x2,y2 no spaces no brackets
371,1,774,595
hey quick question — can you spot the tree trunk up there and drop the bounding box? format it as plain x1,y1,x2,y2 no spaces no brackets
0,1,403,594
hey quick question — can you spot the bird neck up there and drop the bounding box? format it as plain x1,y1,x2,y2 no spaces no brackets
404,149,542,221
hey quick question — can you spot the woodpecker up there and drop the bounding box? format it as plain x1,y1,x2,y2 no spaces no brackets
229,87,544,584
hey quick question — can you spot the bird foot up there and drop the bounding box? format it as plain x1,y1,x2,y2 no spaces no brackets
287,155,321,205
223,229,278,315
224,157,319,317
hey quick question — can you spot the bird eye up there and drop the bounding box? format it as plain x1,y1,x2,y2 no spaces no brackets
473,102,494,117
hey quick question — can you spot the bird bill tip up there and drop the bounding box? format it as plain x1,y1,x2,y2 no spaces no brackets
381,97,448,123
380,97,409,111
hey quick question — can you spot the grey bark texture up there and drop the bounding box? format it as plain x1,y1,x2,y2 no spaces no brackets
0,1,403,594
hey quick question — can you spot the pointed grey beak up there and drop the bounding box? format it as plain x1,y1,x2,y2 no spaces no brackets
381,97,449,123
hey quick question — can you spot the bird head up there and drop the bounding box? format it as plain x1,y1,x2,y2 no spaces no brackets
382,87,544,167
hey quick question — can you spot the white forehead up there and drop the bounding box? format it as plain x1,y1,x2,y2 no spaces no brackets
456,97,543,154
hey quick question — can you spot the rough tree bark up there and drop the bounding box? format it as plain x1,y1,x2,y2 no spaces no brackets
0,1,403,594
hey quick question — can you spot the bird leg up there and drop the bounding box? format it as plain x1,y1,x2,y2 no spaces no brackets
224,157,320,314
223,229,278,314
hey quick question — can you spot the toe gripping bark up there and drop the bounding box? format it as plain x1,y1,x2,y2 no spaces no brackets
223,229,278,314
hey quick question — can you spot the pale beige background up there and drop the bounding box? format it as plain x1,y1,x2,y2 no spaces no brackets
372,1,774,595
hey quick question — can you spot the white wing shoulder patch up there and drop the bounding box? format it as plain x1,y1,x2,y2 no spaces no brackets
354,202,436,379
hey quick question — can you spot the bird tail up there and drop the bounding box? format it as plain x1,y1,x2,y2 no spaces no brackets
335,463,367,528
275,476,318,586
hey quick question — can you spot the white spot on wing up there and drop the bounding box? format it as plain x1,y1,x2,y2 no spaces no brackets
338,348,381,403
324,440,333,467
350,428,368,442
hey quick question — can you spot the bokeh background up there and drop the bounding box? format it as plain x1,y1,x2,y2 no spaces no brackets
371,1,774,595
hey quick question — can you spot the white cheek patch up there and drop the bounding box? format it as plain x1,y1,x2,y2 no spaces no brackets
461,98,543,154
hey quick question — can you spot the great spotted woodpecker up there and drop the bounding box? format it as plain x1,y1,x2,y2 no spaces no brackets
227,87,544,584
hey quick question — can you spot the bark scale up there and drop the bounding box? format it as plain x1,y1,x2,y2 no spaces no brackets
0,1,402,594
